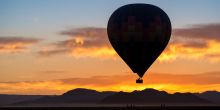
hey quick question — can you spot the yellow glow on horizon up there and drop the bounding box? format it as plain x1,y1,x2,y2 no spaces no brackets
1,80,220,95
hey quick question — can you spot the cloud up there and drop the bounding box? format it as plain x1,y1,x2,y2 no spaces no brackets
60,27,107,40
38,24,220,62
159,40,220,62
38,27,115,58
0,36,41,53
160,24,220,62
173,24,220,41
1,72,220,95
38,48,68,56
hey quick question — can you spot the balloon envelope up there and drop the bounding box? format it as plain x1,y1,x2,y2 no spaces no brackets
107,4,171,78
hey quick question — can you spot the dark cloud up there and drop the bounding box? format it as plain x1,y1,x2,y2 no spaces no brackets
181,40,208,48
58,27,110,48
59,24,220,50
173,24,220,41
205,53,220,58
170,38,208,49
170,23,220,50
37,48,68,56
38,24,220,61
60,27,107,39
0,36,40,44
38,27,112,57
0,36,41,53
54,38,109,48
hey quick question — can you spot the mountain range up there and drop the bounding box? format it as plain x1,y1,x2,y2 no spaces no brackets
1,88,220,106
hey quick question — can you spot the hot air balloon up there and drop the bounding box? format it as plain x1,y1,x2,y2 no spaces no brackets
107,4,171,83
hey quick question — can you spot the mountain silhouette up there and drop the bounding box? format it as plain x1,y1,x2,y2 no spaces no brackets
197,91,220,104
58,88,115,103
12,88,115,106
100,89,209,104
2,88,220,106
0,94,43,106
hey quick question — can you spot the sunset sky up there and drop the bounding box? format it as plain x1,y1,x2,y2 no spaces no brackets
1,0,220,95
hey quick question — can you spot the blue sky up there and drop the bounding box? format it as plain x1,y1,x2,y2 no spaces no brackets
1,0,220,31
0,0,219,44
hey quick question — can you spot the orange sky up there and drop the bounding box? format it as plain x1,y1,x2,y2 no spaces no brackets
1,25,220,95
1,72,220,95
1,1,220,95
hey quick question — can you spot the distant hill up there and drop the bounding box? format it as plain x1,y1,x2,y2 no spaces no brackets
61,88,115,103
0,94,44,106
100,89,209,104
11,88,115,106
196,91,220,104
1,88,220,106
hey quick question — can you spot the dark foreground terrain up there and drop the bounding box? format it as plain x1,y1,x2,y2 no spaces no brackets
1,106,220,110
1,88,220,109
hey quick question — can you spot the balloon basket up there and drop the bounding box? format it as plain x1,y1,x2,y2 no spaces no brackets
136,78,143,84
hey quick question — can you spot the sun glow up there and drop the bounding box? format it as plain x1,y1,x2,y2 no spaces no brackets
70,47,116,58
1,77,220,95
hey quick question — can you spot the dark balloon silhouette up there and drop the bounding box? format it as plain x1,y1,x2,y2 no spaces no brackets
107,4,172,83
